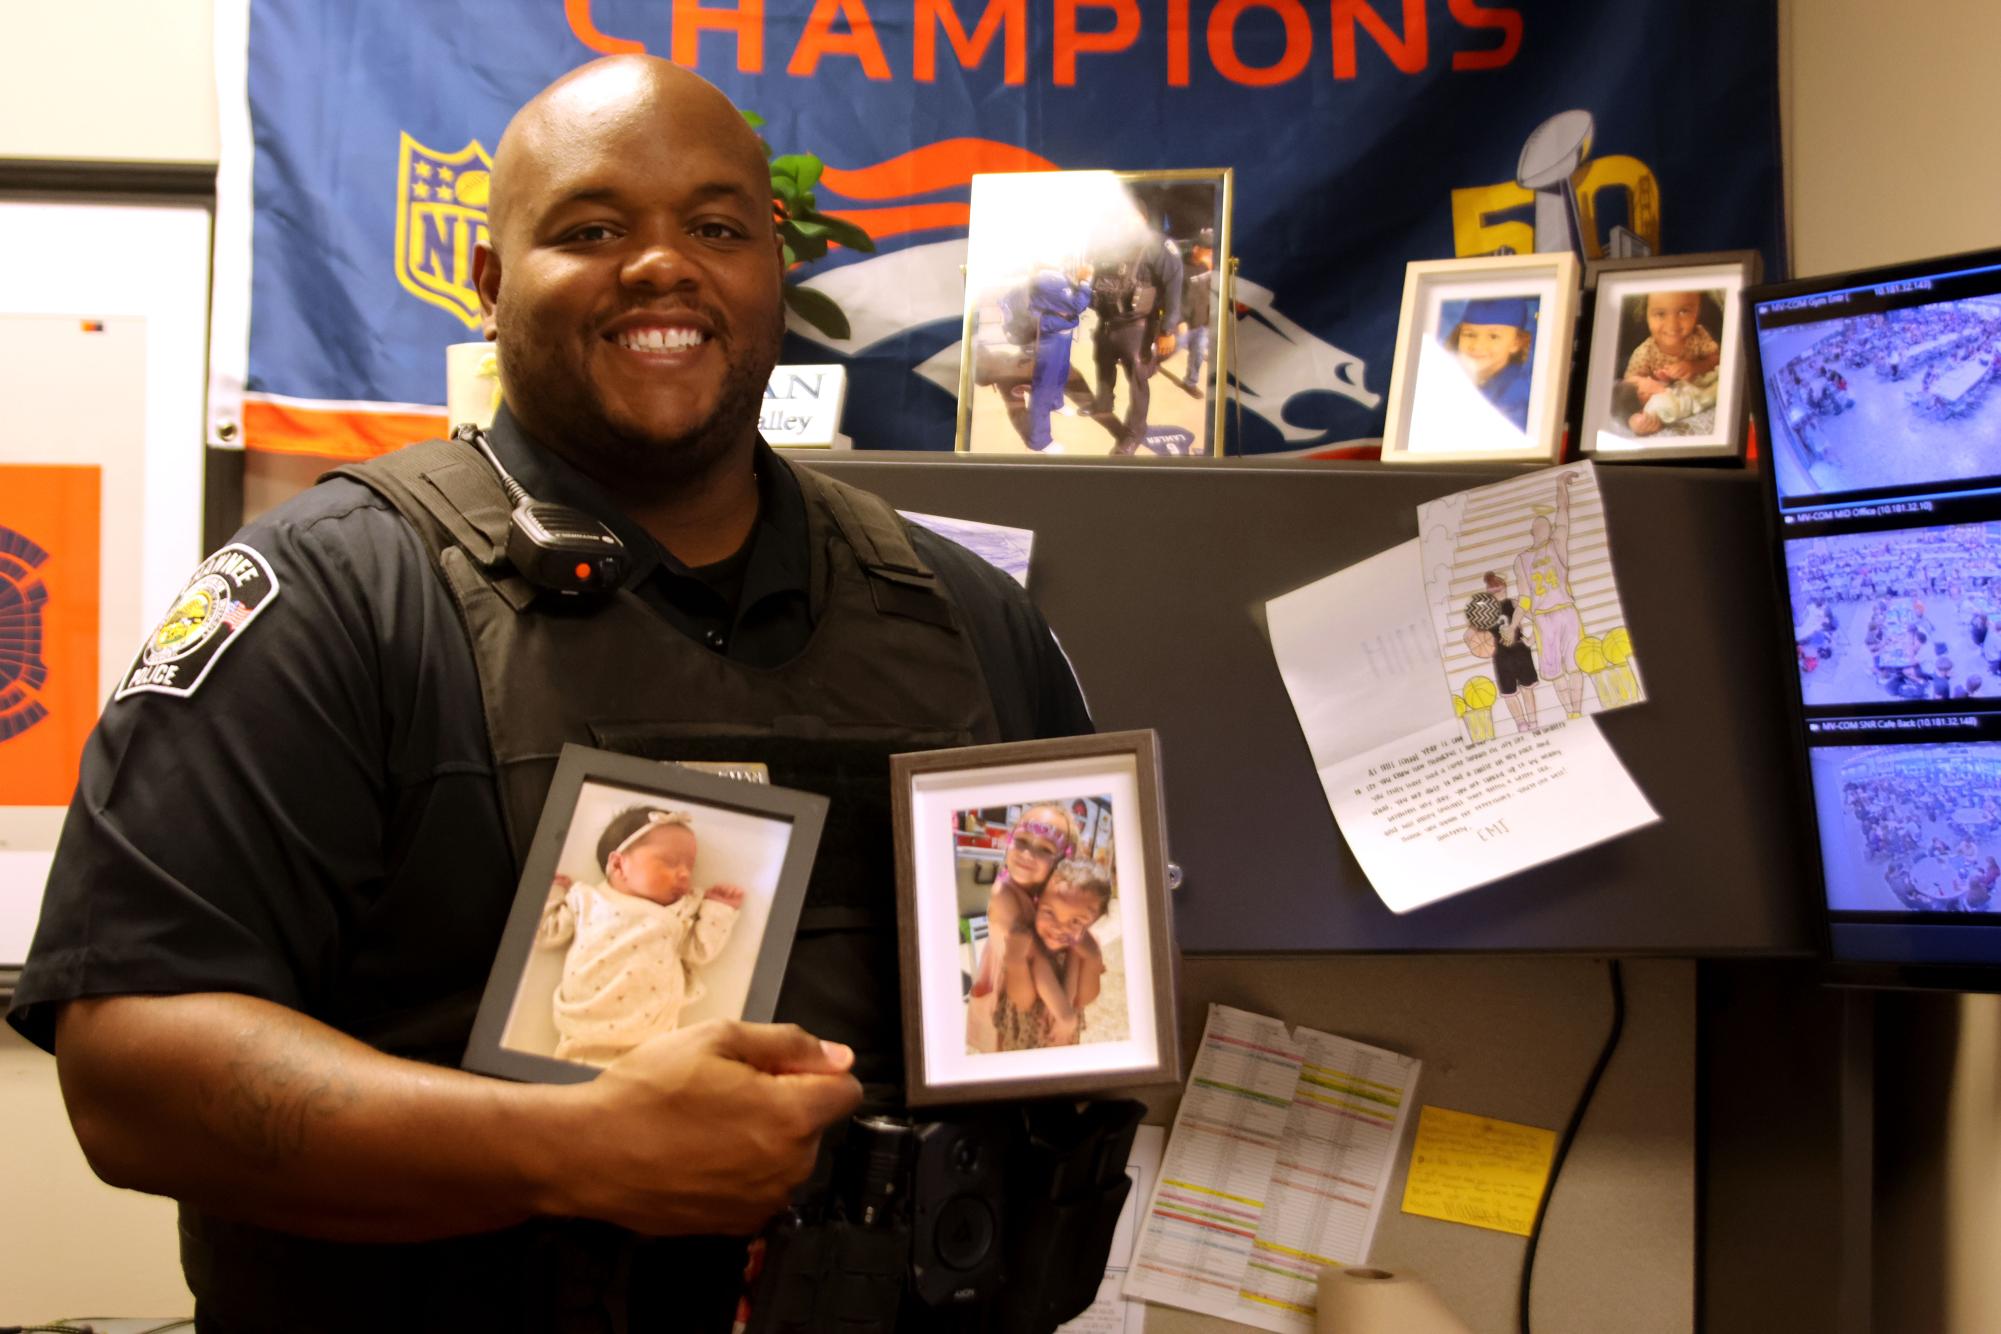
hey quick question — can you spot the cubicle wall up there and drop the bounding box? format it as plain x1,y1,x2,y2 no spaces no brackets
808,454,1817,957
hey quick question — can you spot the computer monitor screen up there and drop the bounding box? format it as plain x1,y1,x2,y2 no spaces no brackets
1751,248,2001,985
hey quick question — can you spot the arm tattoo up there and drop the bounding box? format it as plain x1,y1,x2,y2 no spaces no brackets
201,1016,362,1165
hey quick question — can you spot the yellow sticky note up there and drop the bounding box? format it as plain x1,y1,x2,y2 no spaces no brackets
1398,1104,1558,1237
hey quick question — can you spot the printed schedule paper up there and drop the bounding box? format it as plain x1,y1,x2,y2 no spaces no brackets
1124,1005,1421,1332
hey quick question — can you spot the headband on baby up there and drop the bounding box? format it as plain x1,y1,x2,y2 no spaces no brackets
597,807,693,873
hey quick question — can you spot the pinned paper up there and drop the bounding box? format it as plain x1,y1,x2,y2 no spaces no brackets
1398,1105,1557,1237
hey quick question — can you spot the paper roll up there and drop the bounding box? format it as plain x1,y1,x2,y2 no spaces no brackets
1316,1267,1473,1334
446,340,503,429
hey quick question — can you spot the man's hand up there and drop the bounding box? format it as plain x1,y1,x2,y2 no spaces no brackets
1156,333,1178,360
549,1021,861,1237
703,883,746,909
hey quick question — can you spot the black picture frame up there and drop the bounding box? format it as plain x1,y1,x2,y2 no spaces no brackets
890,729,1180,1107
1577,250,1763,463
463,743,827,1084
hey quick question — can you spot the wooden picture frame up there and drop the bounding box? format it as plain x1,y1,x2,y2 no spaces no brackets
1577,250,1762,463
955,168,1234,459
463,744,827,1084
890,729,1180,1107
1381,252,1581,466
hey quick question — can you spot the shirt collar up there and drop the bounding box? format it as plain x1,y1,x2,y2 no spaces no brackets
483,405,810,603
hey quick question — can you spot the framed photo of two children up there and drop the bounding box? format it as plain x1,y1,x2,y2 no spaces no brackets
463,745,827,1084
891,730,1181,1107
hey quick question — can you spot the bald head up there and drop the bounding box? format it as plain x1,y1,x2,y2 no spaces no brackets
487,56,769,251
469,54,788,507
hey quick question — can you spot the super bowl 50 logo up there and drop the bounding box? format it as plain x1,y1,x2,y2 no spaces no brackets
396,132,494,329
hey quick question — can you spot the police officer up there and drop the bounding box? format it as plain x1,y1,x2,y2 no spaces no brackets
1088,223,1182,455
9,57,1093,1332
1002,259,1092,452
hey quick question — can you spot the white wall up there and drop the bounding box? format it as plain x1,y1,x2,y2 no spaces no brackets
1,1025,191,1319
0,0,218,163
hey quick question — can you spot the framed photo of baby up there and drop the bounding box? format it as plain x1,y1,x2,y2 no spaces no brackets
1382,252,1581,466
891,731,1180,1107
463,745,827,1084
1578,251,1762,463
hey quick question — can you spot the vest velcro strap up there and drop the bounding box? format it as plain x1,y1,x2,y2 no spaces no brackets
330,439,512,569
796,465,933,581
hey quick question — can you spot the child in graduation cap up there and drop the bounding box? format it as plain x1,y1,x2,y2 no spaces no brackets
1447,296,1537,432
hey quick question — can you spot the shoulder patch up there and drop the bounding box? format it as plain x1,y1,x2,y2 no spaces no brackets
115,543,282,701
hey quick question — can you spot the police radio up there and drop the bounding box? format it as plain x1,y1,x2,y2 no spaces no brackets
453,423,628,599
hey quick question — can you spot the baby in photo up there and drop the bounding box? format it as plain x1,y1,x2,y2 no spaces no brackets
537,806,743,1067
1619,290,1723,436
1447,296,1537,431
971,856,1111,1052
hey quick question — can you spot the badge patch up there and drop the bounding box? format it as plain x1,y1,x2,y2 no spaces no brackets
116,543,281,700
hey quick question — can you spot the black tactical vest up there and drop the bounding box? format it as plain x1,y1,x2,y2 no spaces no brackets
335,437,1004,1089
180,439,1009,1334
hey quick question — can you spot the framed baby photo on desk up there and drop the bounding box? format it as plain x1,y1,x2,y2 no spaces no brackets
1381,252,1581,466
463,745,827,1085
890,731,1181,1107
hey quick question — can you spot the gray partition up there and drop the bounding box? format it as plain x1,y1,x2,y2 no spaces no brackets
805,454,1816,956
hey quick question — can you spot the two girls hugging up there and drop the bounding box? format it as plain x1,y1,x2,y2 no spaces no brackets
965,803,1113,1053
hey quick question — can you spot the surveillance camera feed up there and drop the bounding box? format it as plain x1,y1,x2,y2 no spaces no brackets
1758,249,2001,979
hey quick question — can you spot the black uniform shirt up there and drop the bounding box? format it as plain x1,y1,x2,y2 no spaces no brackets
7,415,1090,1058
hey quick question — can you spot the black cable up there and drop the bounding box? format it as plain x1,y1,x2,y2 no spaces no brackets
1518,958,1626,1334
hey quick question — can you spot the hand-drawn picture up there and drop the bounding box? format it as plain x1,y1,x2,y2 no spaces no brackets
1785,520,2001,707
957,797,1125,1055
1420,462,1644,741
957,169,1232,459
1813,745,2001,914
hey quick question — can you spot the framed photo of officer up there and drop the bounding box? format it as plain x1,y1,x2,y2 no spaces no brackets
955,169,1233,460
1576,251,1762,463
1381,252,1582,465
890,730,1180,1107
464,744,827,1084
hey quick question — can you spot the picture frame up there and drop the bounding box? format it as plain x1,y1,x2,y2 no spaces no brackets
1381,252,1581,466
890,730,1180,1107
1577,251,1763,463
955,169,1233,460
463,744,827,1084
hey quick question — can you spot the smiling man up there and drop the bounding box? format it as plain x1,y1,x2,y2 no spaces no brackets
9,57,1096,1332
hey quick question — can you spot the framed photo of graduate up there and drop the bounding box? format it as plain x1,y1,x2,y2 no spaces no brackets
890,730,1180,1107
1577,251,1762,463
955,169,1233,460
463,744,827,1084
1382,252,1581,466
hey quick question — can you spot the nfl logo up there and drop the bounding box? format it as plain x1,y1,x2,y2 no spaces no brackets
394,132,494,330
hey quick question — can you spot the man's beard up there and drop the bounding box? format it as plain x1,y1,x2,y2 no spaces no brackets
514,314,785,495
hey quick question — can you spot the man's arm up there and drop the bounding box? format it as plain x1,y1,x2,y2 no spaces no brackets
56,993,860,1243
1553,471,1575,563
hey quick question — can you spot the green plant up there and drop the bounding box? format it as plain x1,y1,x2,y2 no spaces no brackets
745,110,875,341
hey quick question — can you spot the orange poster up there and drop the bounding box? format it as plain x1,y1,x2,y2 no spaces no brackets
0,465,101,806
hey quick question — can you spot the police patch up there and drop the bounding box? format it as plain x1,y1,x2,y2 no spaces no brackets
115,543,281,700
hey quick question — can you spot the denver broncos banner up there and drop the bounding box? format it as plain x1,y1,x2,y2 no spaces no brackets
208,0,1782,458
